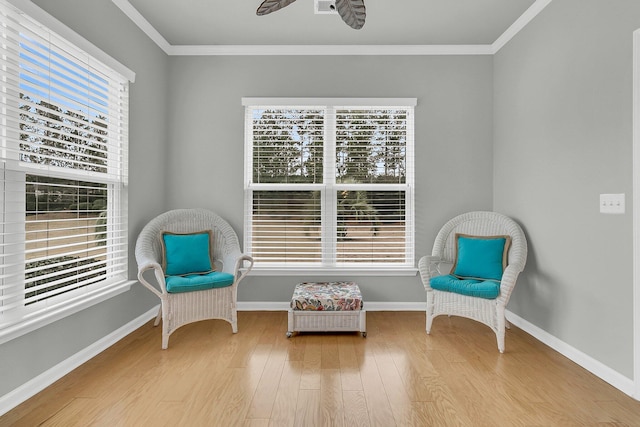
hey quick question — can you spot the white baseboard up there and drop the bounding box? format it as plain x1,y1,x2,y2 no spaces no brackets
1,301,422,416
506,310,636,399
4,303,634,417
237,301,426,311
0,305,160,417
354,301,426,311
237,301,290,311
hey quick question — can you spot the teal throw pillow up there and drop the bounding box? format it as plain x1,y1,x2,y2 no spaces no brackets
162,230,213,276
451,234,511,281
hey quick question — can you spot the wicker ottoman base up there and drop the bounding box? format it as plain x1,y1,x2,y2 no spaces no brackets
287,282,366,337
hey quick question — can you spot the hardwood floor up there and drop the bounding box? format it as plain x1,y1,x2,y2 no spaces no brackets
2,311,640,426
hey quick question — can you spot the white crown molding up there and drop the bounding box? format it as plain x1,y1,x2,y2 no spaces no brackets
168,44,493,56
491,0,554,53
111,0,172,54
112,0,552,56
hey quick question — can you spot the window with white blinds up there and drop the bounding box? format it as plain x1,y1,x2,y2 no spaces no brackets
243,98,416,272
0,0,130,334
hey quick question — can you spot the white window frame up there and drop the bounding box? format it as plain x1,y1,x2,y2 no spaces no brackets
0,0,135,344
242,97,417,276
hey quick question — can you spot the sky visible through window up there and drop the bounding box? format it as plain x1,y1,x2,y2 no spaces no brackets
19,33,109,118
18,32,112,303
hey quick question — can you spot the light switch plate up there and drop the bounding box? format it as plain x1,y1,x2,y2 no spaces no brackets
314,0,337,14
600,193,625,214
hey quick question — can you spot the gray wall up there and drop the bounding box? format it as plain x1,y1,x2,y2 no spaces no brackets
494,0,640,378
9,0,638,405
0,2,495,400
0,0,166,397
166,55,495,303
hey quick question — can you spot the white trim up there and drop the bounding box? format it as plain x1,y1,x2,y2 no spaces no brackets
243,101,416,271
241,97,417,107
0,305,158,417
506,310,636,399
633,28,640,401
9,302,634,417
237,301,425,311
7,0,135,82
0,300,421,414
110,0,172,56
237,301,291,311
353,301,424,311
111,0,551,57
169,44,493,56
0,281,135,346
491,0,554,53
247,268,418,277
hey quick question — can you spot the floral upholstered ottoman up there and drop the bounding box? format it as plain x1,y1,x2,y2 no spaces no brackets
286,282,367,337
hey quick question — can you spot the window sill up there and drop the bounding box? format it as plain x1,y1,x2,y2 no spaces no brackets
0,280,134,346
246,267,418,277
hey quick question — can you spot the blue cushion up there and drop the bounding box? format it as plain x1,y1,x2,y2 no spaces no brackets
165,271,235,293
452,234,510,281
162,231,213,276
430,274,500,299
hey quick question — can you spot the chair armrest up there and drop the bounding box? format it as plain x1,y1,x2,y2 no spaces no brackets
137,261,167,298
221,251,254,286
497,263,524,305
418,255,442,291
234,254,254,285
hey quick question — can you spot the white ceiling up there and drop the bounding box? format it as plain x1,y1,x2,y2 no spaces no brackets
116,0,547,53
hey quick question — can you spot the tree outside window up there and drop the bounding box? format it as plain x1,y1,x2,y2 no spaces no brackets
244,99,415,270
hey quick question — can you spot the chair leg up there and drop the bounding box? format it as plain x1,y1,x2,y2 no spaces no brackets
231,308,238,333
160,304,170,349
496,305,506,353
425,291,434,334
161,333,169,350
153,305,162,327
496,330,505,353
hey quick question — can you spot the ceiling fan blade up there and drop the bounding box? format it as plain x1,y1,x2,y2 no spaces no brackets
335,0,366,30
256,0,298,16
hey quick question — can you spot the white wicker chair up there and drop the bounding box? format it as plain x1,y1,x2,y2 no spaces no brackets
135,208,253,349
418,211,527,353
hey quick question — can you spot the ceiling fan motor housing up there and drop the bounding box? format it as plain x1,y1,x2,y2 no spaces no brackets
314,0,338,14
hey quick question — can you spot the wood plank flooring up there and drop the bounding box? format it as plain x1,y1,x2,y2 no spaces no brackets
2,311,640,426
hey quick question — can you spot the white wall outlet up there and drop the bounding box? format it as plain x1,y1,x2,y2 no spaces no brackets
600,193,625,214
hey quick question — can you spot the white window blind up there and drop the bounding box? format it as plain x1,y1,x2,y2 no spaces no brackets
243,98,415,271
0,0,130,331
